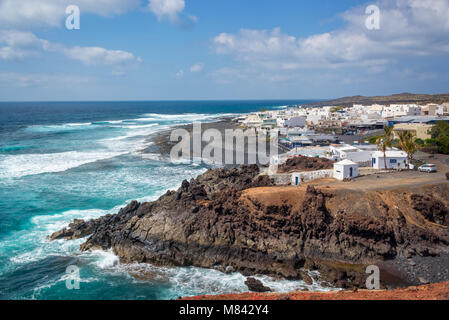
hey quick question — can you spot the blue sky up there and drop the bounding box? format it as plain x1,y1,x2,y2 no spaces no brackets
0,0,449,101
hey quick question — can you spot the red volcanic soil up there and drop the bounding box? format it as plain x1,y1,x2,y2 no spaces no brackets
182,282,449,300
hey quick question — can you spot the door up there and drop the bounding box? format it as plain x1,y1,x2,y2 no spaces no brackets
295,177,299,186
349,167,353,177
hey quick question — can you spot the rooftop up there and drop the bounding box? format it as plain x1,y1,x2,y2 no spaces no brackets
335,159,358,166
372,150,408,158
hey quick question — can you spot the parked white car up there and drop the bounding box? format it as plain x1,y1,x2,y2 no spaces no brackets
418,164,438,173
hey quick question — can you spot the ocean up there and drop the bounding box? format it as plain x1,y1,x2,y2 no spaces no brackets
0,100,329,300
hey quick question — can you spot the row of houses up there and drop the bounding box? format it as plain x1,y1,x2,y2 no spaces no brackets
272,142,409,170
239,103,449,138
353,103,449,119
237,103,449,158
328,144,409,169
290,148,409,186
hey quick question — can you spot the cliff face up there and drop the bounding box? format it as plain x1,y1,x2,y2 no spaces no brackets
51,165,449,289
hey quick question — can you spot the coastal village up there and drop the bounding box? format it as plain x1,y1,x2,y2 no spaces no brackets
234,102,449,184
50,99,449,299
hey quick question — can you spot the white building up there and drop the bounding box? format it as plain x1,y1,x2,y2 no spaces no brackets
243,114,263,127
333,159,359,181
436,105,447,116
285,116,307,128
329,144,376,165
371,151,408,169
383,104,421,118
367,104,386,116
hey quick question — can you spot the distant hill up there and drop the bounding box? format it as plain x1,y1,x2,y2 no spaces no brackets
303,93,449,108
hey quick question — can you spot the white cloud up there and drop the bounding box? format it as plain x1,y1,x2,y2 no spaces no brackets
175,69,184,78
0,0,141,28
212,0,449,77
190,63,204,73
63,46,141,66
188,15,198,24
0,0,196,29
148,0,185,22
0,30,141,70
0,30,50,60
148,0,196,25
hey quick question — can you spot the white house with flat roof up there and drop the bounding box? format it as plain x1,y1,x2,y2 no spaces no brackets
371,150,408,169
367,104,386,116
383,104,421,118
334,159,359,180
329,144,376,165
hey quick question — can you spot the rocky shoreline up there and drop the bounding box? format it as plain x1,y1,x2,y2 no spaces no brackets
51,161,449,292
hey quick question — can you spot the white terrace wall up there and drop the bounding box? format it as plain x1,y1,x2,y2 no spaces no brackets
291,170,334,185
270,174,292,185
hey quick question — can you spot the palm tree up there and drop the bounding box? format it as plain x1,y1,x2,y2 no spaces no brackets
396,130,417,169
376,126,393,170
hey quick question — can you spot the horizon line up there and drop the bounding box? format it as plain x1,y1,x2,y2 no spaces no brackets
0,98,325,104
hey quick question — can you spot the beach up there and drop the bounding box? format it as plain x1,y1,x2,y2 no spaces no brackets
144,116,278,167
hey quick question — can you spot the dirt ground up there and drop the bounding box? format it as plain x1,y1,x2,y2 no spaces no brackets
306,154,449,192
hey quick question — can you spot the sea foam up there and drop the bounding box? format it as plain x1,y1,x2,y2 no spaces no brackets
0,151,127,179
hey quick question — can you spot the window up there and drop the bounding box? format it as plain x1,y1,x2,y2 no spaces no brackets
390,159,397,164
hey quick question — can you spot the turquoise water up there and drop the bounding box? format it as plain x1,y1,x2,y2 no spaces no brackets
0,100,326,300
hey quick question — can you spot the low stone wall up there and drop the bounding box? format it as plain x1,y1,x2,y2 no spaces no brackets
270,174,292,185
270,169,335,185
292,170,334,185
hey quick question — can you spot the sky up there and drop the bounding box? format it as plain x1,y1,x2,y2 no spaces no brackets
0,0,449,101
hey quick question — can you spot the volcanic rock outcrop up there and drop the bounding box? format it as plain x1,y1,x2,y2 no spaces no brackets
277,156,334,173
51,165,449,288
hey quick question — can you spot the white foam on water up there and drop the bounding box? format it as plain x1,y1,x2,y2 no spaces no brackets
25,122,95,133
15,113,242,181
125,123,159,129
140,113,240,122
102,262,334,300
2,208,113,268
0,151,127,179
90,250,120,269
0,182,181,271
29,273,101,300
139,153,163,162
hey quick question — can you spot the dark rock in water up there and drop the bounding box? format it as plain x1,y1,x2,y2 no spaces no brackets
50,164,449,289
245,277,271,293
50,219,96,240
300,271,313,285
225,266,234,274
419,277,430,284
